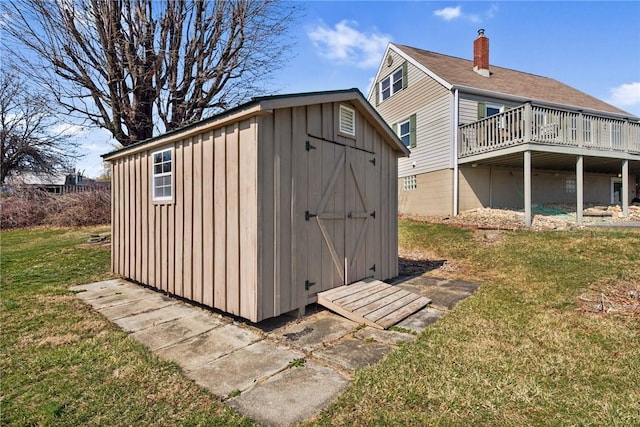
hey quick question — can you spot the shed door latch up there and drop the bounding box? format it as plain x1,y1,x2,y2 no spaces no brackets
305,280,316,290
305,140,317,151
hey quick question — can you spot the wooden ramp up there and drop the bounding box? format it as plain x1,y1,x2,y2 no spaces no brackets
317,279,431,330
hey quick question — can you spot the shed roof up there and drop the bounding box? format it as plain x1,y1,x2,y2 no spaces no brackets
103,89,409,161
392,43,636,119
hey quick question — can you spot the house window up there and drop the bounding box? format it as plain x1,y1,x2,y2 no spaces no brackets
477,102,502,119
398,119,411,147
152,148,173,201
339,104,355,136
379,65,405,102
403,175,417,191
486,105,501,117
566,177,576,194
395,114,417,148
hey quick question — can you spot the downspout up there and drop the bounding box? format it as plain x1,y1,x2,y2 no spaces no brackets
453,88,459,216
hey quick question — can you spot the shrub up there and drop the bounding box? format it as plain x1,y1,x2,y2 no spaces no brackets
0,187,111,229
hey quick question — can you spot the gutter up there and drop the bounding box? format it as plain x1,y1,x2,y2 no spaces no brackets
451,84,639,122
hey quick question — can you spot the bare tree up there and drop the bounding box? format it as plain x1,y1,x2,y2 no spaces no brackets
0,72,80,185
2,0,298,146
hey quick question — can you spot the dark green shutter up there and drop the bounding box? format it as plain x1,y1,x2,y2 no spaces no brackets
402,62,408,89
409,114,417,148
477,102,486,119
375,82,380,106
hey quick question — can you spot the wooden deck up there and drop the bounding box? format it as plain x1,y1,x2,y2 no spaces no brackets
317,279,431,329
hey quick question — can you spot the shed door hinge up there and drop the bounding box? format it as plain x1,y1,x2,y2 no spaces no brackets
370,211,376,218
369,264,376,272
369,158,376,166
305,280,315,290
305,211,317,221
305,140,316,151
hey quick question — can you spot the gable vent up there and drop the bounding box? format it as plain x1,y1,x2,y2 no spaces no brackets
339,104,355,136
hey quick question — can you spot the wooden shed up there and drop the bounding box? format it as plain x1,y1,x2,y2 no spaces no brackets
103,89,409,323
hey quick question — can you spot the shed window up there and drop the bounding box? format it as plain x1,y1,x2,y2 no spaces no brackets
339,104,355,136
379,63,406,102
403,175,417,191
152,148,173,201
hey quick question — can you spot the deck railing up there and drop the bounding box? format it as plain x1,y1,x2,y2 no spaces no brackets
458,103,640,158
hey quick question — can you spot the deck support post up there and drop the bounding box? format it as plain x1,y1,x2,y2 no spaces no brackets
524,150,532,227
576,155,584,224
622,159,629,217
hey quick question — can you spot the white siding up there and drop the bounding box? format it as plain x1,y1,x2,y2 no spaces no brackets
370,50,453,178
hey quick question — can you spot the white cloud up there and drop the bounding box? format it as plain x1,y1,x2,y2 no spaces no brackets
434,6,461,21
434,4,498,23
608,82,640,107
307,20,390,69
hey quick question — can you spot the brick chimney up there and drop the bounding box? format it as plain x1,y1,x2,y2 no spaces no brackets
473,29,490,77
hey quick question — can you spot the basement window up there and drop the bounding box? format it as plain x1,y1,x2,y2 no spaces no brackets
566,177,576,194
152,148,173,202
339,104,355,136
403,175,417,191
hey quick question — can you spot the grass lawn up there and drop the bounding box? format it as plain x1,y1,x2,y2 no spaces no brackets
0,226,253,426
2,223,639,426
313,222,640,426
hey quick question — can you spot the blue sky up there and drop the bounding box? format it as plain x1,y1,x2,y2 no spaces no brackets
77,1,640,177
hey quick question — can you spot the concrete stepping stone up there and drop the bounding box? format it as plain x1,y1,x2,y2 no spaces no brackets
188,341,304,396
272,310,357,352
114,304,204,332
156,324,261,371
129,311,224,351
228,363,349,427
395,307,445,333
313,338,392,372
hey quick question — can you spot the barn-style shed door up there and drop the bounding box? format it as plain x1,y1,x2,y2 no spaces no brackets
304,136,378,298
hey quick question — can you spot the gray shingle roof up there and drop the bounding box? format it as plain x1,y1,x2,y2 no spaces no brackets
395,44,633,117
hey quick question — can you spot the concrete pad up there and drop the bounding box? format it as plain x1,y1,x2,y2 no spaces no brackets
421,288,470,310
82,290,150,309
189,341,303,396
354,327,416,346
395,307,445,333
273,311,357,351
228,363,348,427
114,304,199,332
437,279,480,294
156,324,262,371
69,279,128,292
129,311,224,351
98,294,177,320
314,338,392,372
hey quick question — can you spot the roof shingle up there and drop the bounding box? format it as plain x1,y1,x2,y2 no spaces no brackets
395,43,633,117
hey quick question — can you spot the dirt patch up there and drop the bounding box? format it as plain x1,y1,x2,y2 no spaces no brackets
577,282,640,318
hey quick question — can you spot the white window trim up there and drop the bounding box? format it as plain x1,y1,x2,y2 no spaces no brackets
152,147,174,203
398,118,411,147
379,66,404,101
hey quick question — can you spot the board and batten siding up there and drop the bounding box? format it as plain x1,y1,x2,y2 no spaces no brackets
111,118,260,321
370,49,452,178
256,101,400,320
110,94,404,323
